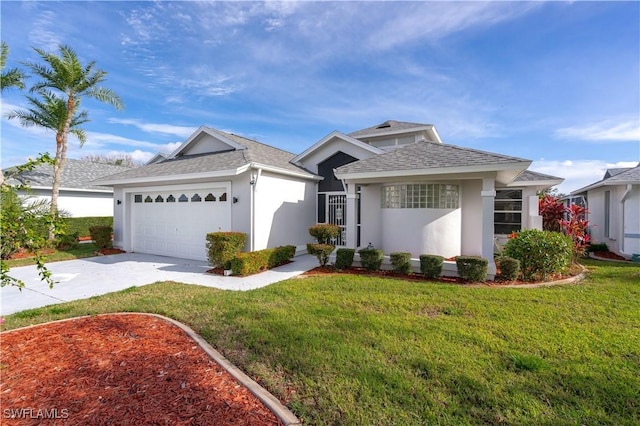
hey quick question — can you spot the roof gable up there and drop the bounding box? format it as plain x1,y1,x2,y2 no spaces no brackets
170,126,246,158
571,163,639,194
348,120,443,144
291,131,383,170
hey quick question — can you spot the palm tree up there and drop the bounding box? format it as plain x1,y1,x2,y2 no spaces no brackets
0,41,26,92
8,45,123,233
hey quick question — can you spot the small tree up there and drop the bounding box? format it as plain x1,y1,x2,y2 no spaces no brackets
561,203,590,261
307,224,340,266
539,194,564,232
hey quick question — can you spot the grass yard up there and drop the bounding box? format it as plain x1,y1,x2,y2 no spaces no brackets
3,259,639,425
3,243,99,268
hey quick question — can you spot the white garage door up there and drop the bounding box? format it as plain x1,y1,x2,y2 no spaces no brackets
131,184,232,261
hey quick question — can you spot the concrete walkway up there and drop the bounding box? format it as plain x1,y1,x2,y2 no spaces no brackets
1,253,318,316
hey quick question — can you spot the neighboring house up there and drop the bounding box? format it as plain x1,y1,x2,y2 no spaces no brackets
5,159,131,217
97,121,563,276
570,164,640,258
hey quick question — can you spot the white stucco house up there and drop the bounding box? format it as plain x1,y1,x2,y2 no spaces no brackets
97,121,563,276
5,159,131,217
570,164,640,258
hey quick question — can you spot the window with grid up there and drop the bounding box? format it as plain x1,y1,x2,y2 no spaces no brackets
381,184,459,209
494,189,522,235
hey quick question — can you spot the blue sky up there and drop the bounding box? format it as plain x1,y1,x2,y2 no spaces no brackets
1,1,638,194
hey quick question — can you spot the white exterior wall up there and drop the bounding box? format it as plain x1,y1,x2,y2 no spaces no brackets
19,188,114,217
113,187,125,247
586,186,623,253
252,171,316,251
622,186,640,255
381,208,461,258
359,184,383,249
460,180,483,256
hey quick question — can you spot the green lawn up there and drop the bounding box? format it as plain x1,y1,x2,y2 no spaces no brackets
3,243,99,268
3,258,639,425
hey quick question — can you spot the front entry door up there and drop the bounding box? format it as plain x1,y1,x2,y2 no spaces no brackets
327,194,346,246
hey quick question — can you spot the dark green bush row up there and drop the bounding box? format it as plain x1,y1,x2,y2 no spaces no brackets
230,245,296,276
206,232,247,268
335,248,355,270
420,254,443,278
89,226,113,250
587,243,609,252
390,252,412,274
456,256,488,282
62,216,112,237
358,248,384,271
498,256,520,280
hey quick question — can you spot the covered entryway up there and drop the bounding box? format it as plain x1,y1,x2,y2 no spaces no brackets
131,183,231,261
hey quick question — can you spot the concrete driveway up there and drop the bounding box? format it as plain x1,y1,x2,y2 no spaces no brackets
1,253,318,316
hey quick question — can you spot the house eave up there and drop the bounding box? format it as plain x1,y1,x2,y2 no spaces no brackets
507,179,564,188
18,186,114,194
94,168,246,187
353,125,443,143
248,162,321,181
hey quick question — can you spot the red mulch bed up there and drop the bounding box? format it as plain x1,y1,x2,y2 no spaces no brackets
591,251,630,261
97,248,126,256
8,249,57,260
0,315,282,425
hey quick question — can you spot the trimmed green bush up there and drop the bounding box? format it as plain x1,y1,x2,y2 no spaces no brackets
420,254,444,278
335,248,355,270
498,256,520,280
89,226,113,250
230,249,272,276
309,224,341,244
358,248,384,271
307,243,334,266
206,232,247,268
55,232,80,250
390,252,412,274
456,256,488,282
503,229,572,281
268,245,296,268
62,216,112,237
587,243,609,252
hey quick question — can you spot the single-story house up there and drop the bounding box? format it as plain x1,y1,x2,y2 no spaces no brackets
5,159,131,217
97,121,563,276
570,164,640,258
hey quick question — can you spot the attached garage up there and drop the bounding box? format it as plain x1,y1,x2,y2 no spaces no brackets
131,183,231,261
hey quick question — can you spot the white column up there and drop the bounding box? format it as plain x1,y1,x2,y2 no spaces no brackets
481,178,497,277
345,182,358,249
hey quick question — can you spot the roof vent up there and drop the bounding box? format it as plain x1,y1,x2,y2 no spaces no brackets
376,120,393,129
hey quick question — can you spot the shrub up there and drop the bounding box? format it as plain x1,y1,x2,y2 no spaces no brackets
230,249,272,276
335,248,355,270
503,229,572,281
206,232,247,268
268,245,296,268
498,256,520,281
89,226,113,250
307,243,334,266
390,252,412,274
62,216,112,238
55,232,80,250
456,256,488,282
587,243,609,252
358,248,384,271
308,224,341,244
420,254,444,278
539,195,564,232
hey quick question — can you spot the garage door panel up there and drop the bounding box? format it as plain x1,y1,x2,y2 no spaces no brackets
131,185,231,261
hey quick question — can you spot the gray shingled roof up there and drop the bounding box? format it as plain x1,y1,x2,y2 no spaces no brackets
605,164,640,183
335,140,528,175
348,120,432,138
98,129,315,183
604,167,630,179
514,170,563,183
5,159,131,190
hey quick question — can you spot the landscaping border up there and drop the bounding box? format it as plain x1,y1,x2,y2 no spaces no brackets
2,313,301,426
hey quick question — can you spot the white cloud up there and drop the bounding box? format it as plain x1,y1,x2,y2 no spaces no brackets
28,11,61,51
555,118,640,142
107,118,197,137
530,159,640,194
